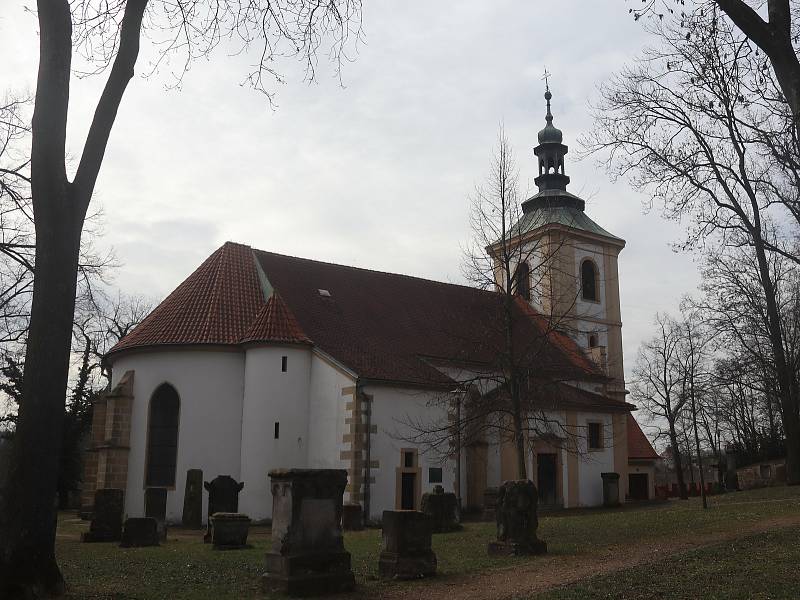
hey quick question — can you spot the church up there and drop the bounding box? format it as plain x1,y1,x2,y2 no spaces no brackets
82,91,658,524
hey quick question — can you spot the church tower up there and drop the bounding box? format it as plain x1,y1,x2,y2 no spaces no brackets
499,87,627,401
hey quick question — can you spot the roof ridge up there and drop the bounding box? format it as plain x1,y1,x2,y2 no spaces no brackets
252,247,488,295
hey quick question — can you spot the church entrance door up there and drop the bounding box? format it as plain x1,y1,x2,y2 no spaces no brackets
629,473,649,500
400,472,416,510
537,453,557,505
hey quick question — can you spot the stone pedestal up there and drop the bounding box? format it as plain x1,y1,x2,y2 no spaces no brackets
487,480,547,556
210,512,251,549
601,472,620,507
378,511,437,579
145,487,168,541
203,475,244,542
482,486,499,521
342,503,364,531
182,469,203,529
262,469,355,596
421,485,461,533
82,488,124,543
120,518,160,547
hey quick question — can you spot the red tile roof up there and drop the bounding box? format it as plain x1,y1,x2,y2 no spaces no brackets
109,242,264,352
627,414,660,459
108,242,607,389
240,292,311,345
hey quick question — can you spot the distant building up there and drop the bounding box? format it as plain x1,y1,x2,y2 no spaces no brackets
83,90,657,523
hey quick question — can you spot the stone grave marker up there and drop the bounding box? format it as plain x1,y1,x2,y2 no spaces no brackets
341,503,364,531
378,510,437,579
203,475,244,542
144,487,168,541
182,468,203,529
601,472,620,507
210,512,251,549
120,517,160,547
420,485,461,533
487,480,547,556
262,468,355,596
482,486,499,521
82,488,124,543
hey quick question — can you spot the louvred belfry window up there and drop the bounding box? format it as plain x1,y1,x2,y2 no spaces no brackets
581,260,598,302
516,262,531,301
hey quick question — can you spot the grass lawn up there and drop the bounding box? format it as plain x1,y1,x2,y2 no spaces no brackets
536,526,800,600
56,486,800,599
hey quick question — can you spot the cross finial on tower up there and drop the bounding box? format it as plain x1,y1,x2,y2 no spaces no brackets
541,68,553,122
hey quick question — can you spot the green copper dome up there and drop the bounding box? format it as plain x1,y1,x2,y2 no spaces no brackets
537,90,563,144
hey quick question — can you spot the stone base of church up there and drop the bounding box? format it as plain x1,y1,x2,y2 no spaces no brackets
261,550,355,597
487,538,548,556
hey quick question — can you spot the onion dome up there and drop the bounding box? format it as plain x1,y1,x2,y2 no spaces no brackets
537,90,563,144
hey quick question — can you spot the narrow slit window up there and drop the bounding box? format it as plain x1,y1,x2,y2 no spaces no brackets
274,422,280,439
281,356,288,372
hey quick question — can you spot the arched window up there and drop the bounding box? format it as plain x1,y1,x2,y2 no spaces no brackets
516,262,531,301
581,259,598,302
589,334,598,348
146,383,180,487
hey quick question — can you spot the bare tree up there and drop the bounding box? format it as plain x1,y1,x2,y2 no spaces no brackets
588,8,800,485
2,1,362,596
676,309,715,508
632,313,691,498
627,1,800,123
399,129,611,493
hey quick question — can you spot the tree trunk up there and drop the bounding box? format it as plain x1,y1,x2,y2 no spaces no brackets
669,425,688,500
0,208,83,598
691,390,708,509
750,234,800,484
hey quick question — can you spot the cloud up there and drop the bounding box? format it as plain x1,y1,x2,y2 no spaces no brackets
0,0,700,380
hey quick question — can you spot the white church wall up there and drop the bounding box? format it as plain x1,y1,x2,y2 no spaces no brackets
239,345,312,521
307,352,353,470
363,385,454,521
576,410,615,507
110,349,245,523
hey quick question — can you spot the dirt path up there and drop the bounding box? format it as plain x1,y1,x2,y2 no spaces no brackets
354,514,800,600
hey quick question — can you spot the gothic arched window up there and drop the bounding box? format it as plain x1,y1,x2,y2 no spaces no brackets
146,383,180,487
581,260,598,302
516,262,531,301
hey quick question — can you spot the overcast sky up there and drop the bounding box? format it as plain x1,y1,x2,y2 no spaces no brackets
1,0,702,379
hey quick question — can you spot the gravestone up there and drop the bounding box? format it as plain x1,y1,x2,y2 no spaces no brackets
487,480,547,556
378,510,437,579
144,487,168,541
182,469,203,529
601,472,620,507
82,488,124,543
341,503,364,531
210,512,251,549
482,486,499,521
420,485,461,533
262,469,355,596
120,517,160,547
203,475,244,542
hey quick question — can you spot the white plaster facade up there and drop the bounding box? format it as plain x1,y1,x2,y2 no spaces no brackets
110,341,630,524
